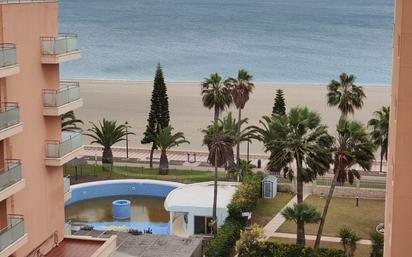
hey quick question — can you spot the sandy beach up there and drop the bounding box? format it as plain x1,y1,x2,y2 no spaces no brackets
75,80,391,155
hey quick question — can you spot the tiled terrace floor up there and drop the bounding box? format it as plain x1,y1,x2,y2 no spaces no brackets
45,238,104,257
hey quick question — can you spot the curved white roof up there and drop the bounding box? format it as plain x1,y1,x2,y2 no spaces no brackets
164,181,240,212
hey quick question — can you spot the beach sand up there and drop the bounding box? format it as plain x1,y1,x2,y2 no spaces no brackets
76,80,391,155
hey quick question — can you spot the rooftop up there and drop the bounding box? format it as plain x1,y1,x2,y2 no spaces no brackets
45,236,116,257
74,230,203,257
164,181,239,211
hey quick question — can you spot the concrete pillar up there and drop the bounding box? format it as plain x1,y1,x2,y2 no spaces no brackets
169,211,174,235
187,213,194,236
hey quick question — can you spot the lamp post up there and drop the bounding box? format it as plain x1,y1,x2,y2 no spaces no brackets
125,121,129,159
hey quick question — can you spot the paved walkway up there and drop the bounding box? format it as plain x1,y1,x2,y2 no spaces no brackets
269,232,372,245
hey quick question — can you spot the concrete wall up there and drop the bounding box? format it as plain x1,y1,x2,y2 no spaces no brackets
384,1,412,256
0,2,63,256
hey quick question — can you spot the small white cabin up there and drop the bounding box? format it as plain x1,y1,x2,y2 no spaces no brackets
262,175,278,199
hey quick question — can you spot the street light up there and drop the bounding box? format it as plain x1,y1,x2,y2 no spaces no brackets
125,121,129,159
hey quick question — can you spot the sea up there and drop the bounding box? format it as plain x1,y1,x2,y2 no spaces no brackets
59,0,394,84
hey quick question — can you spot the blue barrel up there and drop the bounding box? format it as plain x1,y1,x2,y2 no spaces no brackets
112,200,131,219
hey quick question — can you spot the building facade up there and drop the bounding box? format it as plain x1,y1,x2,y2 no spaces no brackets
0,1,115,257
384,0,412,256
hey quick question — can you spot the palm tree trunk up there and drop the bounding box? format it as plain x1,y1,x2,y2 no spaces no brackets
214,105,219,123
159,149,169,175
236,108,241,165
212,148,218,237
297,220,306,245
379,149,384,173
314,166,339,249
102,146,113,164
295,153,305,245
149,143,155,168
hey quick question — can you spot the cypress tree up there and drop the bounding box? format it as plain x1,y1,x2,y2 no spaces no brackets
272,89,286,116
141,64,170,167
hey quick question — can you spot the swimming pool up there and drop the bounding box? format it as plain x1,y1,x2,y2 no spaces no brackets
65,179,183,234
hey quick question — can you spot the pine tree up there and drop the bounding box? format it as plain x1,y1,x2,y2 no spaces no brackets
141,64,170,168
272,89,286,116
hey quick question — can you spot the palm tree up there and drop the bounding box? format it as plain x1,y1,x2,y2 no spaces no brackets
368,106,390,173
61,111,83,132
226,69,254,163
314,119,375,249
237,159,256,181
84,119,135,164
370,231,384,257
338,228,361,257
148,126,189,175
201,73,232,122
202,121,235,236
281,203,321,245
254,107,333,245
327,73,366,117
220,112,255,171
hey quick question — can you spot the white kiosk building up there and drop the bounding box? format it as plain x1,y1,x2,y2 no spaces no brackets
164,181,240,237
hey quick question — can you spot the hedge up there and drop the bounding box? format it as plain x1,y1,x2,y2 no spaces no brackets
205,173,263,257
256,242,346,257
205,218,243,257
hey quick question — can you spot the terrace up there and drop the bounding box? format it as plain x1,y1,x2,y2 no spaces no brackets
0,160,24,202
0,103,22,141
45,131,83,166
43,81,83,116
0,215,27,257
0,43,19,78
41,34,81,64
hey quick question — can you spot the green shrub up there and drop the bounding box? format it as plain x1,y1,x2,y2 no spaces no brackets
205,218,243,257
370,232,384,257
256,241,346,257
206,173,263,257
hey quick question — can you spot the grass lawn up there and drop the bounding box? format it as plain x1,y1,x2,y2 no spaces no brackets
64,164,228,184
269,237,371,257
251,193,295,226
277,195,385,239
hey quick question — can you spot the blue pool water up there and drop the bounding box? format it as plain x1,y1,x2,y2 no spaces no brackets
59,0,394,84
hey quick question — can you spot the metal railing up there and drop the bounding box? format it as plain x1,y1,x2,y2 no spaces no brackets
43,81,80,107
41,33,79,55
63,176,70,194
0,103,20,131
0,0,57,3
0,215,24,252
0,160,22,192
46,132,82,158
0,43,17,69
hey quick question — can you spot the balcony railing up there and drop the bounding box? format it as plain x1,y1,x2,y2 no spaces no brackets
46,132,82,158
0,215,24,252
63,176,70,194
0,0,57,3
0,160,22,192
43,82,80,107
0,103,20,131
0,44,17,69
41,34,79,55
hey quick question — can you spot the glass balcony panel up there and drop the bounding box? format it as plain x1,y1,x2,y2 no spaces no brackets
0,215,24,252
0,44,17,68
41,34,79,55
63,176,70,194
43,82,80,107
0,160,22,192
0,103,20,130
46,132,82,158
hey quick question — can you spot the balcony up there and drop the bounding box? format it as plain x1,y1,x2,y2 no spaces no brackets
45,132,83,166
0,215,27,257
64,176,71,202
0,160,24,202
43,81,83,116
41,34,81,64
0,103,22,141
0,44,19,78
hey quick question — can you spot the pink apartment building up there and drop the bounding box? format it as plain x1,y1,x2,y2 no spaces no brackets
0,1,115,257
